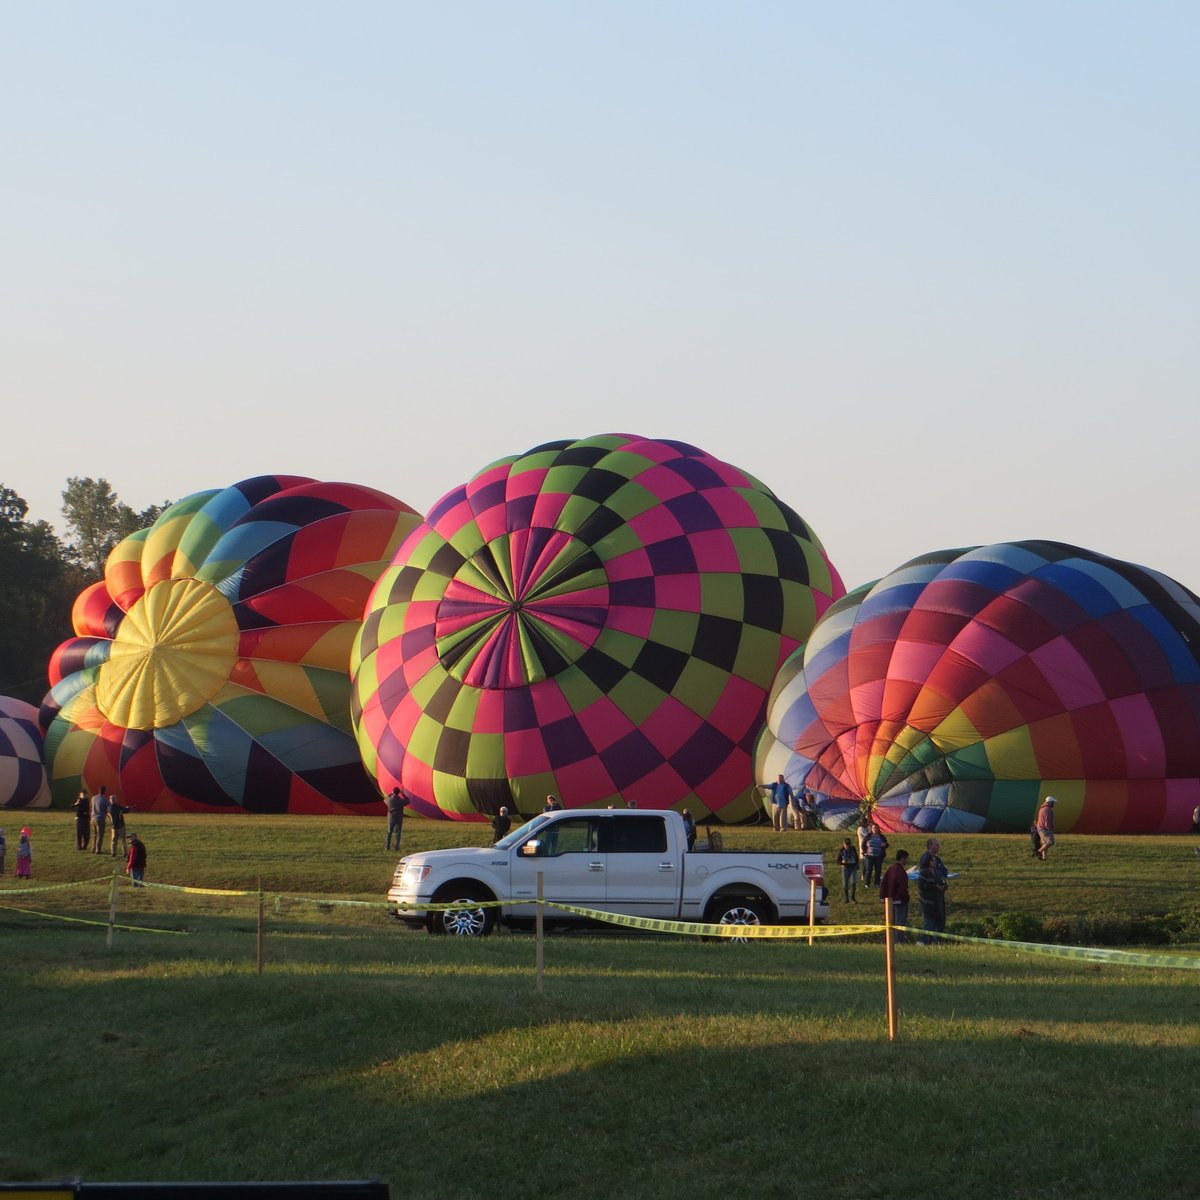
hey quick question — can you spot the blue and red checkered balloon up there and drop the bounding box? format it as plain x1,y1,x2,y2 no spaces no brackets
0,697,51,810
762,542,1200,834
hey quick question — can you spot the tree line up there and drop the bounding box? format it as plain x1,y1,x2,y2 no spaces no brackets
0,479,170,705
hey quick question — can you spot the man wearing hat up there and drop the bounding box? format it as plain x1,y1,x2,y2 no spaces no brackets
384,786,410,851
491,806,512,844
1035,796,1057,860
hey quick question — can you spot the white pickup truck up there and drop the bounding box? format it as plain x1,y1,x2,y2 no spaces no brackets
387,808,828,936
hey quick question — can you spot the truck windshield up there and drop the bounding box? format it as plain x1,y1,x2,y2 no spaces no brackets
494,813,551,850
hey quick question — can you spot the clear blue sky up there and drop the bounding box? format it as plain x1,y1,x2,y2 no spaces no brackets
3,2,1197,593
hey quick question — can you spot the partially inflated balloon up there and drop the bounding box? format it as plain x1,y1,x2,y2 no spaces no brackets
764,542,1200,833
753,643,863,832
0,697,51,809
353,434,845,821
42,476,420,813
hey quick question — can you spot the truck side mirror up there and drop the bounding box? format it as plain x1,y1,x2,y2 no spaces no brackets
519,839,543,858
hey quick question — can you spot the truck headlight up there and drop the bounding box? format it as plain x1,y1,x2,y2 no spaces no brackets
404,865,432,885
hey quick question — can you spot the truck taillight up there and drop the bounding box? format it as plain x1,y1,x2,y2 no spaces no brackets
803,864,824,880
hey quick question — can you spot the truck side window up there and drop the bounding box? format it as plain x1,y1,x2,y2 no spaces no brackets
601,816,668,854
541,818,595,856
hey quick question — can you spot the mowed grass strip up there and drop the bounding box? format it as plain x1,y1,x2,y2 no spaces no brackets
8,810,1200,933
4,917,1200,1196
3,813,1200,1198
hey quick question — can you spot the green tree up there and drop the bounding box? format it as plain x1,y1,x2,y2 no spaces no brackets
61,477,171,579
0,485,81,705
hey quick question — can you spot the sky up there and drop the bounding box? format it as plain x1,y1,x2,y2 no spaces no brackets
2,1,1197,594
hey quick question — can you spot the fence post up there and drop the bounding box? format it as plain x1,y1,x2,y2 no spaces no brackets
535,870,545,994
106,871,119,948
257,877,265,976
884,898,898,1041
808,878,816,947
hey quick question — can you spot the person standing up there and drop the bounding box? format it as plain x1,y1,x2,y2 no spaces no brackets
90,786,110,854
917,838,948,944
760,775,794,833
126,833,147,886
0,827,6,875
15,831,32,879
856,816,872,886
491,806,512,844
879,849,911,941
802,791,820,830
544,795,563,812
863,824,889,887
788,787,804,831
836,837,859,902
384,787,410,851
73,789,91,851
681,808,697,852
109,795,130,857
1035,796,1057,860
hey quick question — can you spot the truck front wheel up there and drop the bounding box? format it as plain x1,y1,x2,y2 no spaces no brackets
428,890,496,937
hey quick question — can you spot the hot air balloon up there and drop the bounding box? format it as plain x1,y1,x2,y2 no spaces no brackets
763,542,1200,833
0,697,51,809
353,434,844,821
42,476,421,813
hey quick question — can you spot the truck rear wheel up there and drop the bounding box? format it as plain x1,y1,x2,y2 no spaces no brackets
705,896,768,942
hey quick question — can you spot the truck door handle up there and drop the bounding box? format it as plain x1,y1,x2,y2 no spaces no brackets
588,861,605,871
658,862,675,871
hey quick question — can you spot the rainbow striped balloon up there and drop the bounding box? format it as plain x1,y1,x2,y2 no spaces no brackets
763,542,1200,833
42,476,420,813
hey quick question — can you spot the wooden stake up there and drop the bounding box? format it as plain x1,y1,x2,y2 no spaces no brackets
535,870,545,994
106,871,119,948
257,877,265,976
884,898,898,1041
808,878,817,947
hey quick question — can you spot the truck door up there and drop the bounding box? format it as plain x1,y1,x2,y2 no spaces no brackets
598,815,680,918
507,816,605,918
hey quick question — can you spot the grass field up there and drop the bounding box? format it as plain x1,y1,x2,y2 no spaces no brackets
2,812,1199,1198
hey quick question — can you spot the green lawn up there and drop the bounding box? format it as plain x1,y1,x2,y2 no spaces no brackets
2,812,1199,1198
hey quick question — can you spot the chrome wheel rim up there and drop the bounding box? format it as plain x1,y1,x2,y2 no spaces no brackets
442,901,487,936
718,906,760,943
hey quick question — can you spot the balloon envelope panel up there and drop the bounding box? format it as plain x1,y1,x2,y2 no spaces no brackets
0,697,52,810
764,542,1200,833
353,434,845,821
41,476,421,813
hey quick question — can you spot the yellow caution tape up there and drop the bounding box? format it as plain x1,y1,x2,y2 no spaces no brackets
140,882,390,908
544,902,876,939
0,877,117,894
0,903,188,935
271,893,391,909
11,877,1195,970
136,880,257,898
915,928,1200,970
533,905,1200,967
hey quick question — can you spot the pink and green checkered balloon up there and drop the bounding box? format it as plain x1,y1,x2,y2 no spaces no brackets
352,434,845,821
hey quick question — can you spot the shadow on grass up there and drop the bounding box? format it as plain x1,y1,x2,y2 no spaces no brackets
5,916,1200,1200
